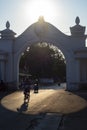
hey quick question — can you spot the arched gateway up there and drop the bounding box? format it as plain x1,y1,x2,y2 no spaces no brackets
0,17,87,91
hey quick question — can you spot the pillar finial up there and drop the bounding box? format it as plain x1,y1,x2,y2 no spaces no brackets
38,16,45,22
75,16,80,25
6,21,10,29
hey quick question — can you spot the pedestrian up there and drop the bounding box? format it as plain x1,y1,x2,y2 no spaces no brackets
0,80,6,91
34,79,39,93
23,79,31,103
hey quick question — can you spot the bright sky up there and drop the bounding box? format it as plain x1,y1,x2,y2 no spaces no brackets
0,0,87,36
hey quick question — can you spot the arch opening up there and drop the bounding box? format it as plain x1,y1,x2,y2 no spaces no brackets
18,42,66,89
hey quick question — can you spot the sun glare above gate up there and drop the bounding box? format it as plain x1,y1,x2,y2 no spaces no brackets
24,0,58,22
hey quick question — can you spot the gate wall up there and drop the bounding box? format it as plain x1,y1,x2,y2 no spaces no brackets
0,17,87,91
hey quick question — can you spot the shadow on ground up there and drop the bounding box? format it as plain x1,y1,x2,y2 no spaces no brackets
0,92,43,130
58,91,87,130
0,89,87,130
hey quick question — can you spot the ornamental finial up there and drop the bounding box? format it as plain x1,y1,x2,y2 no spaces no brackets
38,16,45,22
6,21,10,29
75,16,80,25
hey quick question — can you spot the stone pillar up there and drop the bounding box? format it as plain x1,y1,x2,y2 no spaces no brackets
66,54,79,91
0,21,16,89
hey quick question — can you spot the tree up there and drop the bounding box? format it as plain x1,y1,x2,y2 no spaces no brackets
19,42,66,80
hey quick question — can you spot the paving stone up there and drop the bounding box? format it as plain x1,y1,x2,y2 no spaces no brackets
34,113,62,130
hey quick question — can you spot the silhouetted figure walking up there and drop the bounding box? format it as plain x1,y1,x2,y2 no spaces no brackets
24,85,30,103
34,79,39,93
0,80,6,91
23,79,31,103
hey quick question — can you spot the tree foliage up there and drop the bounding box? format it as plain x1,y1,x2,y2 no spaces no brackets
19,43,66,80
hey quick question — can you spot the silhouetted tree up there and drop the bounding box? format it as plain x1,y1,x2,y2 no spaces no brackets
19,42,66,80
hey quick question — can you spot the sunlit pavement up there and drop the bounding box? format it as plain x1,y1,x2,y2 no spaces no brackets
0,84,87,130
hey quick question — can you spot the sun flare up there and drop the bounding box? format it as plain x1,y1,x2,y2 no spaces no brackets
24,0,58,22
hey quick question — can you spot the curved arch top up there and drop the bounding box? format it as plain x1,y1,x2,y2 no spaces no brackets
14,20,70,54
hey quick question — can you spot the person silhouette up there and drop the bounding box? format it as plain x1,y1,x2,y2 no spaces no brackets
34,79,39,93
24,85,30,103
23,79,31,103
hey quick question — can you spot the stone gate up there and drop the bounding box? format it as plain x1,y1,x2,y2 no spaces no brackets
0,16,87,91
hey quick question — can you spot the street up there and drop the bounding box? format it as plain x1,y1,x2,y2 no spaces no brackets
1,83,86,114
0,84,87,130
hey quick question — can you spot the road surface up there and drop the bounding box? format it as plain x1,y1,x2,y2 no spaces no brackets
1,83,87,114
0,83,87,130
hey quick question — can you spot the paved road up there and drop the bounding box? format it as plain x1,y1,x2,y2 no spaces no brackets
0,84,87,130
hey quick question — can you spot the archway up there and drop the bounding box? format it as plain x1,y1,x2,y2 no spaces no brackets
13,17,75,91
0,17,87,91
